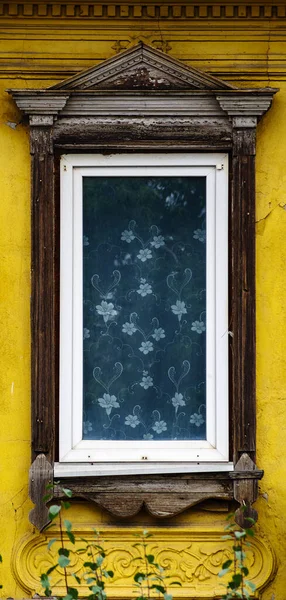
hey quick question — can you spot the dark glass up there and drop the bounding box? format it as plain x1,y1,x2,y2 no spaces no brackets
82,176,206,441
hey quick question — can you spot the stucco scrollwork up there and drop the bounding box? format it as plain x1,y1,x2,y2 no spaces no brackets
12,525,276,598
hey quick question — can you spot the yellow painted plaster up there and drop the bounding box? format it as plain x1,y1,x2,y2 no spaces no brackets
0,9,286,598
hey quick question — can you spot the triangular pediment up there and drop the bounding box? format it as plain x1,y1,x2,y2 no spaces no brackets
51,41,235,91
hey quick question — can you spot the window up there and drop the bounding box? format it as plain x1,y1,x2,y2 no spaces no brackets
10,41,275,526
59,153,229,469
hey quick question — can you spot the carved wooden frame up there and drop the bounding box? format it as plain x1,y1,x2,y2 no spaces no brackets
9,43,277,530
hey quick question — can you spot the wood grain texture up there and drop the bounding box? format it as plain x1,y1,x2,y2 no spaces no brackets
30,123,56,461
233,453,260,526
54,473,234,518
29,453,53,530
231,124,256,464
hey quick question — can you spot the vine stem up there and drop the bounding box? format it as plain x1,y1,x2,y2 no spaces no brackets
142,535,151,600
59,510,69,595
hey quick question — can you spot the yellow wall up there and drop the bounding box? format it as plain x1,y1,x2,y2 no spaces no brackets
1,3,286,598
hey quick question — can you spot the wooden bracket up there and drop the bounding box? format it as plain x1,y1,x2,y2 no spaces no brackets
233,453,263,528
29,454,53,531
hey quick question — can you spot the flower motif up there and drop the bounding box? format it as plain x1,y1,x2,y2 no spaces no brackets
83,420,92,435
96,301,117,323
122,322,137,336
150,235,165,248
83,235,89,246
171,392,186,408
137,248,152,262
193,229,206,243
143,433,154,440
152,327,165,341
191,320,206,334
165,193,176,207
152,420,167,434
190,412,205,427
139,341,154,355
122,253,132,265
140,375,153,389
97,393,119,415
125,414,140,428
83,327,90,340
137,282,152,297
171,300,187,321
121,229,135,243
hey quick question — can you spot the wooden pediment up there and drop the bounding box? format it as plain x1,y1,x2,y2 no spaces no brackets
51,41,235,91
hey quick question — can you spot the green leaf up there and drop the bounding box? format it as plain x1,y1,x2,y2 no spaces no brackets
67,530,75,545
63,488,73,498
43,493,53,503
146,554,155,563
48,505,61,520
244,516,256,525
234,531,246,539
58,548,70,557
64,519,72,531
151,585,165,594
96,555,104,567
65,587,78,600
222,560,232,570
72,573,81,584
218,567,231,578
245,528,255,537
46,564,57,575
230,573,243,587
40,573,50,587
40,573,52,596
245,580,256,591
106,570,114,578
47,537,57,550
84,561,97,571
134,572,145,583
58,554,70,568
62,501,71,510
91,585,103,594
0,554,2,563
241,566,249,576
86,577,97,585
164,593,173,600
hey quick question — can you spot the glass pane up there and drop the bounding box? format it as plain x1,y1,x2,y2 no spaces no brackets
82,176,206,441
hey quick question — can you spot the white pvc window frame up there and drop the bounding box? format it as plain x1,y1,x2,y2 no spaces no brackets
58,153,229,473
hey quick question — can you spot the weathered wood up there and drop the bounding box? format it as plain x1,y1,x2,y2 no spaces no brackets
30,123,56,461
231,124,256,463
54,474,233,518
29,454,53,530
53,116,232,147
233,453,260,527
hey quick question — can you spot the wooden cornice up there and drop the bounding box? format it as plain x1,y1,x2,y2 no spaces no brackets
2,2,286,20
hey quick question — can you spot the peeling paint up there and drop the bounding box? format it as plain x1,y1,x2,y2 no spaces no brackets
5,121,17,129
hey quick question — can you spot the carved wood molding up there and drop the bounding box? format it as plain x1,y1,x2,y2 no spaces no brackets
2,2,286,21
9,42,277,528
12,523,276,598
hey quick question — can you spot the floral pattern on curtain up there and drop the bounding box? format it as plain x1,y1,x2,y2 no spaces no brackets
82,176,207,441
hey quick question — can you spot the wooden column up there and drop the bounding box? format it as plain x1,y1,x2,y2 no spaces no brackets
30,115,57,463
231,117,256,465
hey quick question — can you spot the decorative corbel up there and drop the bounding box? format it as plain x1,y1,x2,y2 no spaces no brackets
230,453,263,527
29,454,53,531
